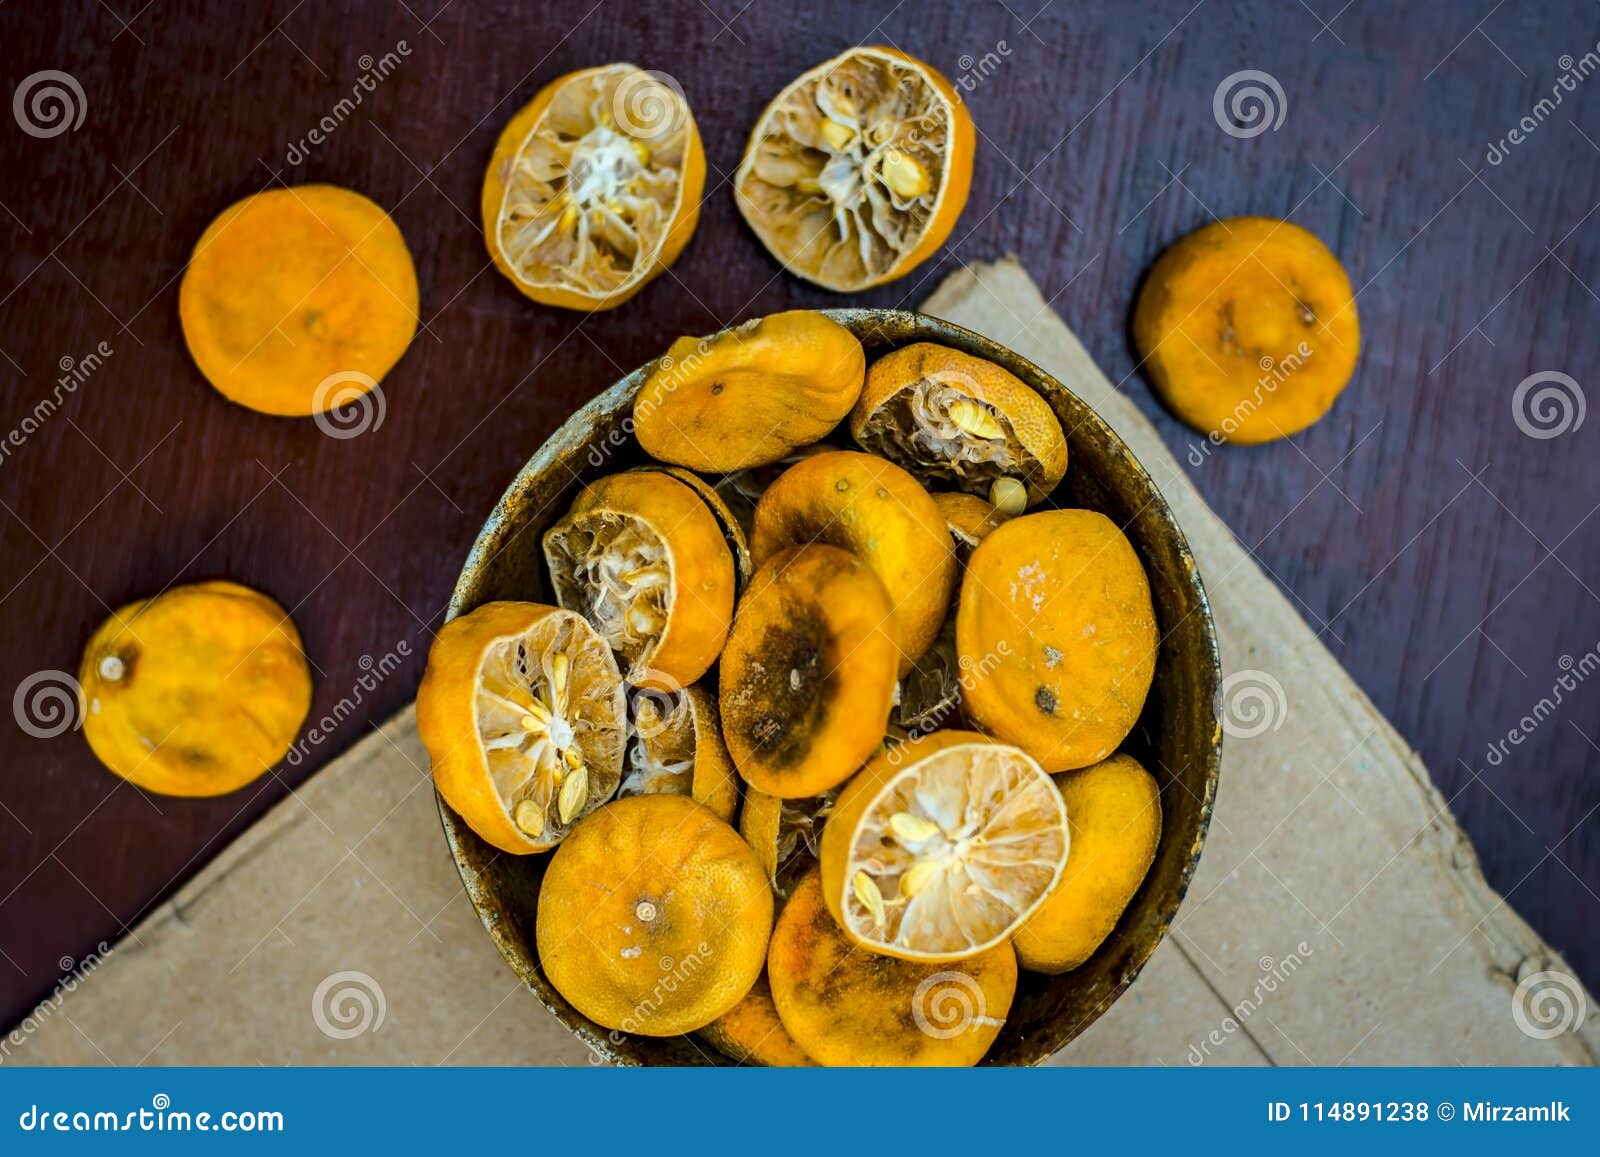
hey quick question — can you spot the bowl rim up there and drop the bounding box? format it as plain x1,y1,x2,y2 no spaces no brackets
437,307,1222,1065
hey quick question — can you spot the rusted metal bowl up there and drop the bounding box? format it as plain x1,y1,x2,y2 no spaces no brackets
438,309,1221,1066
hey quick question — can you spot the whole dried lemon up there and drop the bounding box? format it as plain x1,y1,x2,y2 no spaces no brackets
735,47,974,290
957,509,1157,771
696,972,816,1066
1132,217,1359,442
767,870,1016,1066
536,793,773,1036
179,185,418,416
751,449,955,670
1015,754,1163,974
482,64,704,311
78,581,311,797
719,544,898,798
633,312,864,472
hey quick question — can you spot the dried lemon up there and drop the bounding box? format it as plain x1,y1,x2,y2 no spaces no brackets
767,870,1016,1066
818,730,1067,962
619,682,739,822
78,581,311,797
179,185,418,416
957,510,1157,771
482,64,704,311
417,601,626,854
932,491,1011,554
696,972,816,1066
543,471,735,687
1132,217,1359,442
633,312,864,472
751,449,955,670
738,784,836,896
719,544,898,798
735,47,974,290
633,465,753,588
853,343,1067,506
1015,754,1162,974
536,793,773,1035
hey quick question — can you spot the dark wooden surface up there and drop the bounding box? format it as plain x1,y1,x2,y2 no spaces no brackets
2,0,1597,1032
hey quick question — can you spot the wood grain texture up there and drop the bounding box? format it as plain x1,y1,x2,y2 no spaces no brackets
1,0,1596,1030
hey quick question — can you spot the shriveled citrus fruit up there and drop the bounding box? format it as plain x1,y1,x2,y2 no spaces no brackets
734,47,974,291
738,784,837,896
179,185,418,416
768,870,1016,1066
696,972,816,1066
417,601,626,854
78,581,311,797
957,510,1157,771
536,793,773,1035
1016,754,1162,974
633,312,864,472
634,465,753,587
853,343,1066,505
751,449,955,669
720,544,898,798
619,682,739,822
543,471,734,686
482,63,704,311
819,730,1067,962
932,491,1011,553
1132,217,1360,443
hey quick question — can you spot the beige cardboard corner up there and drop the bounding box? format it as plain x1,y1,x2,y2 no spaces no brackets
12,260,1595,1067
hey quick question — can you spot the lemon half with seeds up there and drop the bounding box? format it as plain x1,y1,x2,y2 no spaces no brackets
482,64,705,311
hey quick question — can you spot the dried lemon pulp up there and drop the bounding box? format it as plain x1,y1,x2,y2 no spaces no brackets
543,472,734,686
819,730,1068,961
483,64,704,310
417,602,625,854
736,47,973,290
619,683,739,822
853,343,1067,505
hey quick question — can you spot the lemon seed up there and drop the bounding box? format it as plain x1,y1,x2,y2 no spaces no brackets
514,799,546,838
853,870,886,927
888,812,941,843
990,476,1028,515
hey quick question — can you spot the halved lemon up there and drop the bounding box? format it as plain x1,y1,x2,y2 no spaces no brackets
734,46,973,291
619,682,740,822
738,784,837,896
819,729,1068,961
417,601,626,854
543,471,735,687
482,64,705,311
853,343,1067,506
